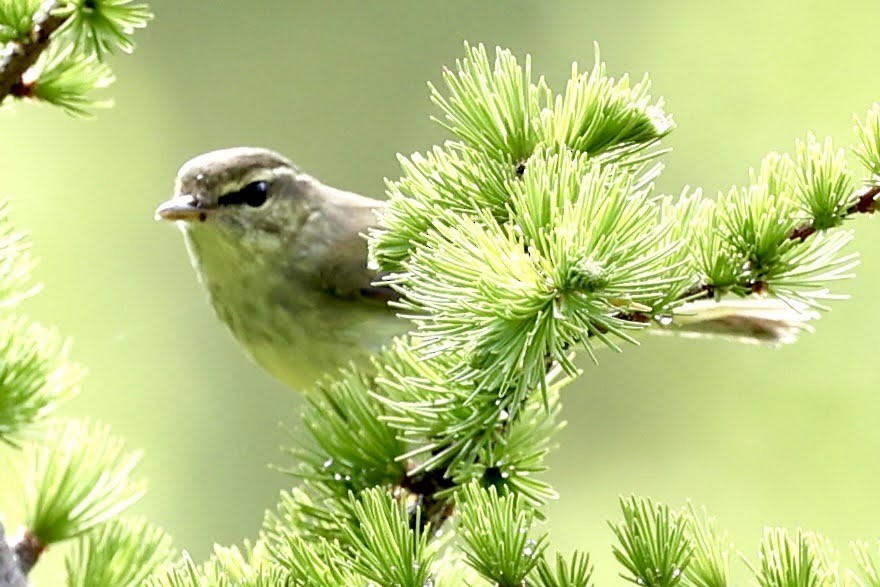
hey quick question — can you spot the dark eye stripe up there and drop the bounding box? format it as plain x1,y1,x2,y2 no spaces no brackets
218,180,270,207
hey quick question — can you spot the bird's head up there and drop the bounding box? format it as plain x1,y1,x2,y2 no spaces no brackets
154,147,314,244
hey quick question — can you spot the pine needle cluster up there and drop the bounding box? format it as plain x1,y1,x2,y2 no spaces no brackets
0,0,151,116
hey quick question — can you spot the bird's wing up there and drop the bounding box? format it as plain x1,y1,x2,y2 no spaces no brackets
313,185,401,305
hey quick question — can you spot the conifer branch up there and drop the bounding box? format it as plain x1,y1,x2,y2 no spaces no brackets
0,0,67,104
673,181,878,307
0,3,151,578
789,183,880,241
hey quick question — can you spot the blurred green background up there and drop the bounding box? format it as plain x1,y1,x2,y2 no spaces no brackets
2,1,880,583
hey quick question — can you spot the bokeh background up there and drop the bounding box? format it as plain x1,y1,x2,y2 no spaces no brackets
2,1,880,583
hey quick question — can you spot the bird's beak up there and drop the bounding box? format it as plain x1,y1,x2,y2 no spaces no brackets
154,195,207,222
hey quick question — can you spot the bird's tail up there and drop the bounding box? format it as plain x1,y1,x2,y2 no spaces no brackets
652,297,820,345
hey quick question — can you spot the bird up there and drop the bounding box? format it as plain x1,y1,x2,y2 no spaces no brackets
155,147,817,392
154,147,409,391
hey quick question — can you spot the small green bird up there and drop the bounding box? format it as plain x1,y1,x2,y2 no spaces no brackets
156,147,817,392
155,147,408,391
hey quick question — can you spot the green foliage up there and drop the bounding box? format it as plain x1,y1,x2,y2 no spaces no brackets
65,516,175,587
744,527,839,587
149,550,292,587
394,156,674,401
28,42,114,116
144,553,206,587
198,542,294,586
371,48,870,500
763,230,858,310
431,551,492,586
0,318,82,446
430,43,545,163
0,0,41,43
429,43,672,165
681,503,731,587
371,339,496,473
232,568,292,587
718,183,796,275
852,540,880,587
651,190,706,311
0,196,81,450
508,153,675,357
699,174,858,307
457,482,548,586
1,4,155,581
604,500,880,587
792,134,854,230
854,103,880,181
738,140,856,236
367,338,563,508
284,364,407,497
373,339,514,476
263,488,432,587
204,542,268,583
0,200,38,309
266,530,358,587
358,44,879,587
341,487,434,587
397,210,562,398
19,418,145,544
1,0,151,115
263,487,345,548
543,47,673,157
372,43,672,272
531,551,595,587
373,144,515,270
55,0,152,59
610,496,692,587
449,381,563,507
692,194,750,290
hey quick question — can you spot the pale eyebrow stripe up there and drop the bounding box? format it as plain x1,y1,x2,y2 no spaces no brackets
218,167,285,195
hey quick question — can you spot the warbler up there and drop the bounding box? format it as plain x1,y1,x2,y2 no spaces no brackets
155,147,816,391
155,147,408,391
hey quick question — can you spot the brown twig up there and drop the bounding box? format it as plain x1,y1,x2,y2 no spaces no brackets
788,184,880,242
0,0,68,106
397,461,457,531
614,183,880,324
10,531,44,576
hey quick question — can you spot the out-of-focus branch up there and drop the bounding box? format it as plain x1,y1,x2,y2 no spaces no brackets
0,522,31,587
0,0,67,104
10,531,42,577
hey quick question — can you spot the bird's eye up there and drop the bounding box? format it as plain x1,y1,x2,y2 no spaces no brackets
218,180,270,208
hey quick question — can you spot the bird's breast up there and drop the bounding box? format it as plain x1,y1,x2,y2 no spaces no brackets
182,226,407,390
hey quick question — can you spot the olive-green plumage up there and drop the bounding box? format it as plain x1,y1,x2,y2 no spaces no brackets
156,147,407,391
